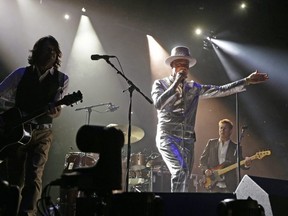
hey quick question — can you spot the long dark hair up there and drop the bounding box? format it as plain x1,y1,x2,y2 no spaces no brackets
28,35,62,69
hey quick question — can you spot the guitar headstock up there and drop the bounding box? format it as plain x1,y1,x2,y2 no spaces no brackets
255,150,271,160
58,90,83,107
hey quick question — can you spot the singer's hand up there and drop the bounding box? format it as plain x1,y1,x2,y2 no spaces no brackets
175,71,187,85
245,70,269,85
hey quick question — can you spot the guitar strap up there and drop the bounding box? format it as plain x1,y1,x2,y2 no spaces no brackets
57,70,65,95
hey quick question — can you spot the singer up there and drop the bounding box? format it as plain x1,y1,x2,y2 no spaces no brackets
151,46,268,192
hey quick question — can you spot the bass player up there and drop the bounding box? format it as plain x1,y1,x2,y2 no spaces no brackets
199,119,252,193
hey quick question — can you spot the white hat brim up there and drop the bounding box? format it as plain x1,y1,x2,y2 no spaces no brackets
165,56,197,68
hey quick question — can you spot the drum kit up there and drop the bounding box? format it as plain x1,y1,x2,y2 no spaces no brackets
60,152,99,216
126,152,170,192
106,124,170,192
59,124,170,216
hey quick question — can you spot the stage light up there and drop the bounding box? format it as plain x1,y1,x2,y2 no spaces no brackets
203,39,213,50
64,14,70,20
146,35,170,80
195,28,202,36
218,198,264,216
240,3,247,9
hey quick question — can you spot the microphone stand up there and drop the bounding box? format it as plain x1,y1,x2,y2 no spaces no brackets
235,93,247,185
75,103,111,125
104,58,152,192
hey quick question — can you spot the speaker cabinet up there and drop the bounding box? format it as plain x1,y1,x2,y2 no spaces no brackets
235,175,288,216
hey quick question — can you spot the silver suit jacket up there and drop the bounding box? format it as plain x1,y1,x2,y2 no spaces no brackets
151,75,247,138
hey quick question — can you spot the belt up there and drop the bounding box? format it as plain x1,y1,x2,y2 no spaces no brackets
167,130,196,140
30,124,52,130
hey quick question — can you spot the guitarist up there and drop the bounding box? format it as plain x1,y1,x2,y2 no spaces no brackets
0,35,69,216
199,119,252,193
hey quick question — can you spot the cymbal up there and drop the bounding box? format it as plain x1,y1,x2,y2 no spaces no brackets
107,124,145,144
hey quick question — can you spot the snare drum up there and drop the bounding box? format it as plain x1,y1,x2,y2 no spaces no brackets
129,169,150,185
130,153,146,171
64,152,99,171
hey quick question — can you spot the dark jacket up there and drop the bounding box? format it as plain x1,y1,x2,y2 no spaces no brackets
199,138,246,192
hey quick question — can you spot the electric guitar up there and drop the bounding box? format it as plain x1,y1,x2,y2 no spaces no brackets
0,90,83,159
199,150,271,190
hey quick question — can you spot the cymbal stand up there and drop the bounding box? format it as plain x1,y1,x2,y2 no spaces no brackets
75,103,111,125
103,58,152,192
149,167,153,192
75,103,110,166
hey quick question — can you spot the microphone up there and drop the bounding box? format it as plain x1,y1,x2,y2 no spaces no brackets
91,54,116,61
106,103,119,112
177,71,186,84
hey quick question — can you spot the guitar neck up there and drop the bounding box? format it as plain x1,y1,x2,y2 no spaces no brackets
21,110,47,125
217,155,257,176
3,91,82,127
19,100,64,125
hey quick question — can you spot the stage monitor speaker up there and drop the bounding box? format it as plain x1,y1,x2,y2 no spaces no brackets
235,175,288,216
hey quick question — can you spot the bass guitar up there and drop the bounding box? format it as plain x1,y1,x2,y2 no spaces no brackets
0,90,83,159
199,150,271,190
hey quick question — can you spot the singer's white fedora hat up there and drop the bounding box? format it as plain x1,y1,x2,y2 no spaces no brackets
165,46,196,68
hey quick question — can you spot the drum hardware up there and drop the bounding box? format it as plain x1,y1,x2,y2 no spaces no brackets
128,168,151,193
128,169,150,185
146,153,162,168
122,151,164,192
106,124,145,192
125,152,172,192
122,151,172,192
130,152,146,170
145,154,172,192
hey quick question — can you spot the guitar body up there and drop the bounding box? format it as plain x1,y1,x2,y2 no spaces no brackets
200,164,225,190
200,150,272,191
0,108,32,159
0,91,83,160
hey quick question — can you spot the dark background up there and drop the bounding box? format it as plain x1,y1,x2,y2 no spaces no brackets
0,0,288,195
